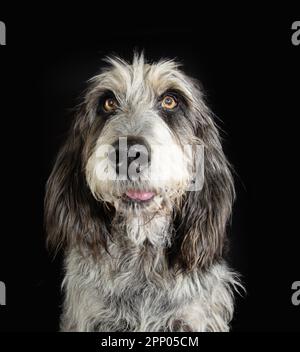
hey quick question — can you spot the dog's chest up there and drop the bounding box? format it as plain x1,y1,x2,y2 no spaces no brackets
62,250,236,332
86,248,182,331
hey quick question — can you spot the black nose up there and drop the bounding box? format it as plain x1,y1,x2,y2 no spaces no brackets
109,136,151,178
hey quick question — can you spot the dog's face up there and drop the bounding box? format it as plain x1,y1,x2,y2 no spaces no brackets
45,54,234,271
85,55,203,219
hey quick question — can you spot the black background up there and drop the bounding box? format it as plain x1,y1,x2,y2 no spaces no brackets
0,7,299,332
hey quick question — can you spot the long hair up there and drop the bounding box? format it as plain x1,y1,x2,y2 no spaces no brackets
170,102,235,271
44,56,234,273
44,109,114,256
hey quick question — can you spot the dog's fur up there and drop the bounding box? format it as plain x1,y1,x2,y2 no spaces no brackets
44,54,241,332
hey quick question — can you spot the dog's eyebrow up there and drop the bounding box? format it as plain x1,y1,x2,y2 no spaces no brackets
160,88,185,96
97,89,116,98
95,89,122,104
159,88,189,105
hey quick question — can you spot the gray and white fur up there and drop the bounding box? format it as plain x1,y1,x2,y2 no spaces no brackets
44,53,242,332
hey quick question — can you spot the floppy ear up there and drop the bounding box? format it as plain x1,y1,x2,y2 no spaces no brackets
170,101,235,272
44,116,113,255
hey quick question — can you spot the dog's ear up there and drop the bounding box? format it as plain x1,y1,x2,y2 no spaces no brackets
44,115,113,255
170,95,235,272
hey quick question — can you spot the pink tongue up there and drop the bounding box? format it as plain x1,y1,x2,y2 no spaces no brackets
126,190,155,201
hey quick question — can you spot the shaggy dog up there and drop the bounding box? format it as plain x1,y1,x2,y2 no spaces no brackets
44,54,241,332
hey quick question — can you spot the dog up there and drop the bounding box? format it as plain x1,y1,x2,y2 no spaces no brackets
44,53,241,332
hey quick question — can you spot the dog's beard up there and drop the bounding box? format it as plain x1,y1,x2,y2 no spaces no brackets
88,174,188,216
86,175,186,247
112,209,172,247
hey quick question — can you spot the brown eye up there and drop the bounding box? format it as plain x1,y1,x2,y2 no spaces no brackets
161,95,178,110
103,97,118,112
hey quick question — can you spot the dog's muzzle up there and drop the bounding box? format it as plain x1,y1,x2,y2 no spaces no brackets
109,136,151,177
108,136,154,202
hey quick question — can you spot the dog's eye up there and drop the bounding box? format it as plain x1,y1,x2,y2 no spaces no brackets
161,95,178,110
103,97,118,112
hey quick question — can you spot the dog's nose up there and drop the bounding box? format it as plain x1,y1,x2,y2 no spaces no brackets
126,136,151,168
109,136,151,177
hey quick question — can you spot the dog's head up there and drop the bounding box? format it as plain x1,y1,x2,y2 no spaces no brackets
45,54,234,271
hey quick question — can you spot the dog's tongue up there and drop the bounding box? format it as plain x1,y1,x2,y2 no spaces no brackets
126,190,155,201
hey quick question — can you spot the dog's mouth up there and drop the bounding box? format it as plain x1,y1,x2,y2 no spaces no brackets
123,190,156,203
